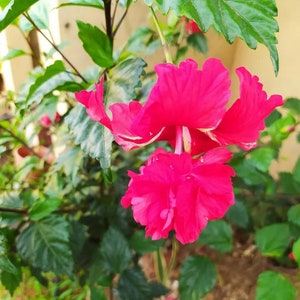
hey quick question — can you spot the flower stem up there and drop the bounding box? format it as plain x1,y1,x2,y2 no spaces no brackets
150,6,172,63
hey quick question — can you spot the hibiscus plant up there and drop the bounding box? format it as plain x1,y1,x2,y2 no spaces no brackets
0,0,300,299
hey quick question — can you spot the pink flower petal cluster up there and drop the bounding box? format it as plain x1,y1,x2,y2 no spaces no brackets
121,148,235,244
75,58,283,244
75,58,283,155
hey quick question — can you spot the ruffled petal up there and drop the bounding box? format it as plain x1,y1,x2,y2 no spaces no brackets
210,67,283,150
121,148,235,244
131,58,231,141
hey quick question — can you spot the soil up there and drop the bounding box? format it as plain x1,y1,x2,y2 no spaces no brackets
141,230,300,300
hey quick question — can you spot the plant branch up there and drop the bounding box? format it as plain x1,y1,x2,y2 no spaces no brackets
104,0,113,44
112,6,129,38
150,6,172,63
22,13,87,83
0,123,41,158
111,0,119,29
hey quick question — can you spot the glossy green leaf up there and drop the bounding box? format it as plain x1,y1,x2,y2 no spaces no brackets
129,230,164,254
59,0,104,9
279,172,300,195
117,268,152,300
106,57,146,104
0,0,40,32
288,205,300,227
292,238,300,267
292,157,300,183
1,48,27,61
187,33,208,54
255,271,296,300
179,256,216,300
29,197,62,221
100,227,131,274
226,200,249,229
0,260,22,296
284,97,300,115
268,115,296,145
254,223,290,257
26,60,76,106
90,285,107,300
16,215,73,276
265,109,281,127
0,236,17,274
154,0,279,74
198,220,233,253
65,105,113,169
249,147,276,172
77,20,114,68
27,0,50,29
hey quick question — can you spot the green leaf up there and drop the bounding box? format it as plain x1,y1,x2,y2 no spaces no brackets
265,109,281,127
279,172,300,195
106,57,146,104
26,60,76,106
292,238,300,267
284,98,300,115
29,196,62,221
226,200,249,229
129,230,164,254
233,158,266,186
179,256,216,300
255,271,296,300
59,0,104,9
249,147,276,172
90,285,107,300
117,268,152,300
16,215,74,276
65,105,113,169
27,0,50,29
77,20,114,68
198,220,233,253
100,227,131,274
268,115,296,145
156,0,280,74
187,33,208,54
1,48,27,61
288,205,300,227
292,156,300,183
0,260,22,296
254,223,290,257
0,236,17,274
0,0,40,32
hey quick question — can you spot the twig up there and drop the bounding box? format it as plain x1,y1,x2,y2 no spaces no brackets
112,6,129,38
22,13,87,83
0,123,41,158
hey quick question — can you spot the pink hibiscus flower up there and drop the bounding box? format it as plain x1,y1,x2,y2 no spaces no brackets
121,147,235,244
75,58,283,155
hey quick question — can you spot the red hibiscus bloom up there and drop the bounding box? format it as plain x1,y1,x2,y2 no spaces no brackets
75,58,283,155
121,147,235,244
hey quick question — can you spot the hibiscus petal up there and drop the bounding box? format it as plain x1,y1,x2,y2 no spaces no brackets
75,78,112,129
131,58,231,140
121,148,235,244
210,67,283,150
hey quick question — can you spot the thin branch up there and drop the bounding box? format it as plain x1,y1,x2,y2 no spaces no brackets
112,6,129,38
0,123,41,158
22,13,87,83
0,207,27,214
111,0,120,29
